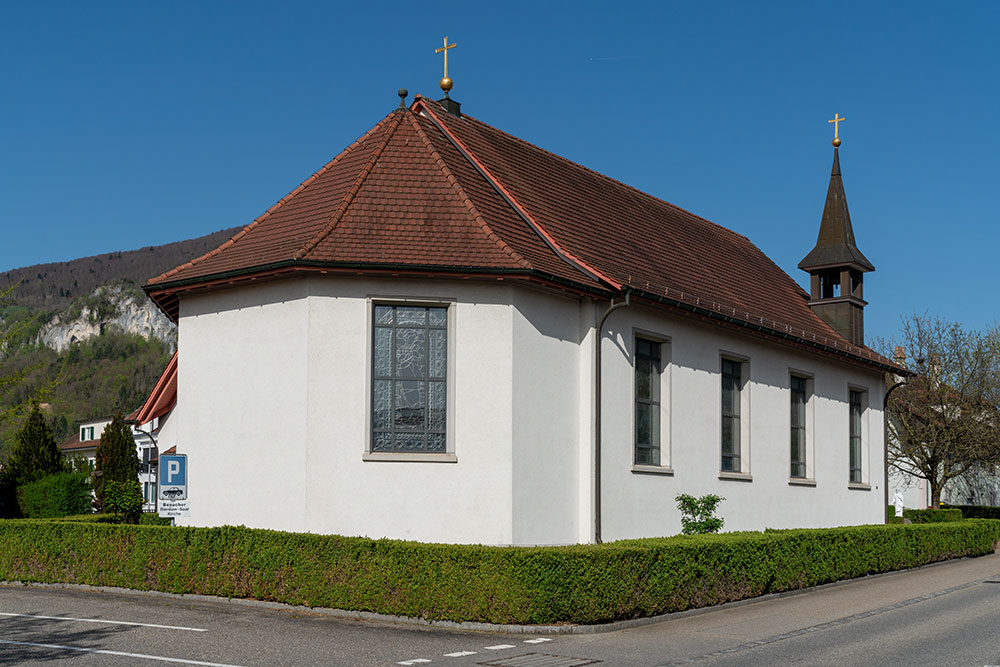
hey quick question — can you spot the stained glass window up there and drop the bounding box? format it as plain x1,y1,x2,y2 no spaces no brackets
790,376,807,478
721,358,742,472
635,337,661,465
372,304,447,452
849,390,864,483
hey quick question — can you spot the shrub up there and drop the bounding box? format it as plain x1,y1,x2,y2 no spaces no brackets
675,493,725,534
102,480,143,524
902,508,962,523
93,411,139,512
5,404,66,487
0,520,996,625
15,471,91,518
943,504,1000,520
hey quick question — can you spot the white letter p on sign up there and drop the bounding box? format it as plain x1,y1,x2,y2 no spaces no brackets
168,460,181,483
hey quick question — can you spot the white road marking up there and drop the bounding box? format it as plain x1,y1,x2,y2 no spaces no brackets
444,650,478,657
524,638,552,644
485,644,516,650
0,611,207,632
0,639,242,666
397,660,432,665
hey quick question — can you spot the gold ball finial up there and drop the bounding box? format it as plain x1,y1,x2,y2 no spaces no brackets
440,76,453,92
832,137,841,147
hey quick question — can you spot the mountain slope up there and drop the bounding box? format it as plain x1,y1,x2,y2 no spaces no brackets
2,227,240,311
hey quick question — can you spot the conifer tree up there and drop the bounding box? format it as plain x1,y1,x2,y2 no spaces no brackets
5,403,65,486
93,411,139,512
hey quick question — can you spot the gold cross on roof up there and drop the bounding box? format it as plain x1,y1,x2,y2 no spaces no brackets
829,113,846,146
435,37,457,79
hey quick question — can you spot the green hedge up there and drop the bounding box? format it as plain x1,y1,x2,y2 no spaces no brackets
943,505,1000,520
0,520,997,625
51,513,171,526
903,508,963,523
15,472,91,518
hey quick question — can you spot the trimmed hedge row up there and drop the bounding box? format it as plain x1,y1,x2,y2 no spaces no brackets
944,505,1000,520
51,513,172,526
1,520,997,625
903,508,963,523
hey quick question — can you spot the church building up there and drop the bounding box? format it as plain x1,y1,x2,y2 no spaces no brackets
145,67,903,544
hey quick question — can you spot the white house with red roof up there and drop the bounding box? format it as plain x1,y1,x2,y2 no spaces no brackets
59,353,177,511
144,88,905,545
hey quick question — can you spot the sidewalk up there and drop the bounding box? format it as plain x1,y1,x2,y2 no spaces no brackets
566,551,1000,664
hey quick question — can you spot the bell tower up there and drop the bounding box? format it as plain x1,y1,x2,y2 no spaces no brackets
798,115,874,347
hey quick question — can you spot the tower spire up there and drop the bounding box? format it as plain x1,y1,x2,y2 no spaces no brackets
799,119,874,347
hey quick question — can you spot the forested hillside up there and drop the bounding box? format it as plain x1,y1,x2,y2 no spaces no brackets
2,227,239,311
0,227,240,456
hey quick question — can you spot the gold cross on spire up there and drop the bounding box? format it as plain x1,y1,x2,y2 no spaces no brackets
435,36,457,93
828,113,846,147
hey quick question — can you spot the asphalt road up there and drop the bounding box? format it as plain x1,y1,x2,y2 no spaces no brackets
2,551,999,666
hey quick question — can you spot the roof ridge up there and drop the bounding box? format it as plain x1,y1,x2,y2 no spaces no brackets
405,113,532,270
293,110,406,260
449,104,752,243
149,112,400,285
414,98,618,290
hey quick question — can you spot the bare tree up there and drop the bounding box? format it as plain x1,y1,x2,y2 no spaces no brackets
886,314,1000,508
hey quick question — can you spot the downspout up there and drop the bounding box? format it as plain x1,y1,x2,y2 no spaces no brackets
594,290,631,543
883,380,907,523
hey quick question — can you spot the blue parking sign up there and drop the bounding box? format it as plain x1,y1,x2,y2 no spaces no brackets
158,454,187,501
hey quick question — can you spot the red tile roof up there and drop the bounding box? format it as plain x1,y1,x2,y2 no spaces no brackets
146,96,901,372
59,433,98,452
132,353,177,426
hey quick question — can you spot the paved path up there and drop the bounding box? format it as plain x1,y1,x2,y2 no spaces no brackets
1,552,999,665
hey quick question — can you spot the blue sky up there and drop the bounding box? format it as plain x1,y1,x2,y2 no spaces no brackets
2,1,997,346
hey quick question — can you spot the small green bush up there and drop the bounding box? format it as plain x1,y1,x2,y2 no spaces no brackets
0,519,996,625
102,480,143,524
676,493,725,534
15,471,91,518
903,508,962,523
943,505,1000,520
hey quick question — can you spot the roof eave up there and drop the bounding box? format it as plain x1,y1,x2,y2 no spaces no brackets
628,287,910,376
144,260,613,321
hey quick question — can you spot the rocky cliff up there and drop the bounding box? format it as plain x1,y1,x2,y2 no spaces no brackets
36,284,176,353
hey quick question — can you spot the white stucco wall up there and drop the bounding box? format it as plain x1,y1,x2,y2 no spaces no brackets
177,277,516,544
510,288,583,545
174,276,887,544
597,303,887,540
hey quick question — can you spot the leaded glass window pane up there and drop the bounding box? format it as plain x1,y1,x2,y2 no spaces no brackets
371,304,447,453
721,359,742,472
429,329,446,378
849,390,864,483
790,375,807,478
634,337,662,466
374,328,392,376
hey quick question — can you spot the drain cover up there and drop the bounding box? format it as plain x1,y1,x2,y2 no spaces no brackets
476,653,602,667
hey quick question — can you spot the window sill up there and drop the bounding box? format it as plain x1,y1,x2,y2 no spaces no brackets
631,464,674,476
788,477,817,487
718,471,753,482
363,452,458,463
848,482,872,491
